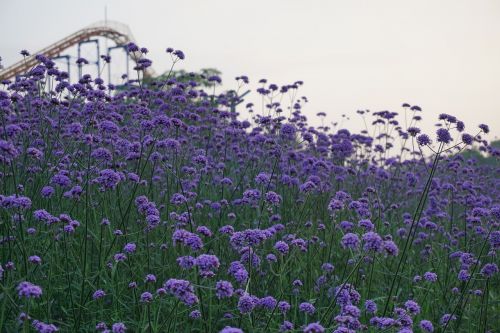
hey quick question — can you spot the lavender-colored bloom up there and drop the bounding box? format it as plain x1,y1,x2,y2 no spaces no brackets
140,291,153,303
265,191,282,205
280,321,294,332
461,133,473,145
439,314,457,326
219,327,243,333
145,274,157,283
216,280,234,299
113,253,127,262
303,322,325,333
274,241,289,254
417,134,431,146
237,295,255,314
457,269,470,281
341,233,360,250
28,255,42,265
17,281,42,298
478,123,489,133
177,256,196,270
383,240,399,256
266,253,278,262
362,232,383,252
195,254,220,273
404,299,420,315
423,271,438,282
189,310,202,319
112,322,127,333
278,300,291,313
419,320,434,332
92,289,106,300
173,229,203,250
164,278,199,306
299,302,316,315
32,320,58,332
123,243,136,253
489,231,500,249
258,296,277,310
96,169,122,189
436,128,452,144
481,263,499,278
41,186,55,198
365,300,377,314
96,322,107,331
197,226,213,237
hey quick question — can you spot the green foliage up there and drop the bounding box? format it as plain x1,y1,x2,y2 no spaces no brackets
460,140,499,166
154,68,222,87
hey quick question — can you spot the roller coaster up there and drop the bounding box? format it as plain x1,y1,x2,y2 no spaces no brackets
0,21,154,82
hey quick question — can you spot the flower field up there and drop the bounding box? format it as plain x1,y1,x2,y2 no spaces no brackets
0,45,499,332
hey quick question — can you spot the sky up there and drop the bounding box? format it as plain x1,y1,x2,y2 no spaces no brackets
1,0,500,138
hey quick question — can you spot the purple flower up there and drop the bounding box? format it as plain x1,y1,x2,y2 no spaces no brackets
365,300,377,314
177,256,196,270
123,243,136,253
280,321,294,332
96,169,122,189
195,254,220,273
436,128,452,144
237,294,256,314
404,299,420,315
92,289,106,300
216,280,234,299
417,134,431,146
112,322,127,333
164,278,199,306
303,322,324,333
478,124,489,133
32,320,58,332
457,269,470,281
278,300,291,314
383,240,399,256
258,296,277,310
173,229,204,250
219,327,243,333
480,263,498,278
28,255,42,265
113,253,127,262
17,281,42,298
145,274,157,283
265,191,282,205
423,271,438,282
439,314,457,326
140,291,153,303
41,186,55,198
420,320,434,332
461,133,473,145
341,233,360,250
299,302,316,315
173,49,185,60
362,232,383,252
274,241,289,254
189,310,202,319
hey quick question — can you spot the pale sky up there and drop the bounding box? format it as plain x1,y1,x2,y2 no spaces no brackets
1,0,500,138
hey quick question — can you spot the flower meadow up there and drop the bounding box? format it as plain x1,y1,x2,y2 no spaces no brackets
0,45,499,333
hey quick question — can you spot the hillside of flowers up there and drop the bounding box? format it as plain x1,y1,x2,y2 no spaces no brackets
0,45,499,333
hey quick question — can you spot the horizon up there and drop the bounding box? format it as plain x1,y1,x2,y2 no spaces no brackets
1,0,500,139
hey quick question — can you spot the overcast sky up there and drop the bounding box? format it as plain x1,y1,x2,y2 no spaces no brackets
1,0,500,138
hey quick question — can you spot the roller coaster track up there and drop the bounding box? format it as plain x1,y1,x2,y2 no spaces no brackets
0,21,154,81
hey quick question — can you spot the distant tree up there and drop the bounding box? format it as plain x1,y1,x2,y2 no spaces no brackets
460,139,499,165
153,68,222,87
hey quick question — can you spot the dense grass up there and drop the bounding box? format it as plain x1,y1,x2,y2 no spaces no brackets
0,46,499,332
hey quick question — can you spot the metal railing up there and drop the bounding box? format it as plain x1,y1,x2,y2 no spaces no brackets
0,21,154,81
